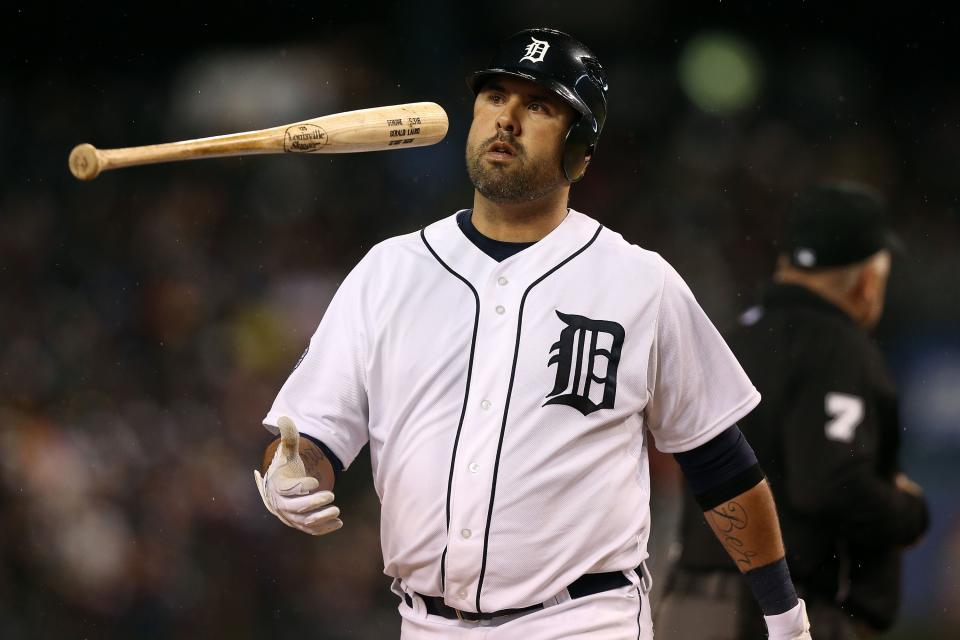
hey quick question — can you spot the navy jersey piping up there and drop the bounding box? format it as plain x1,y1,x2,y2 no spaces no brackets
420,228,481,593
474,223,604,613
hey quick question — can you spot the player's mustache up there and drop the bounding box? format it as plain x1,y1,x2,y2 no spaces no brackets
479,132,524,157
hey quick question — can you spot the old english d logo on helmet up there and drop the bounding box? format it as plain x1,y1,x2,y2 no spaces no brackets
467,28,609,182
520,37,550,63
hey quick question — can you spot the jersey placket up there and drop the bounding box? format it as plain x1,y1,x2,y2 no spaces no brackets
422,210,603,612
441,264,519,611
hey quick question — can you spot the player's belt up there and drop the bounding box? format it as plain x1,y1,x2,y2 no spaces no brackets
413,570,632,623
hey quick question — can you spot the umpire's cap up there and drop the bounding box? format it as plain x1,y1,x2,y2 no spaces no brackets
467,28,609,183
784,181,902,269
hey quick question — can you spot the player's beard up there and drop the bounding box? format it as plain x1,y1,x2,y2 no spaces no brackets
466,133,567,203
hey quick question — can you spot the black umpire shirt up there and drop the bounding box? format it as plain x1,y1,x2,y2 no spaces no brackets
674,283,929,631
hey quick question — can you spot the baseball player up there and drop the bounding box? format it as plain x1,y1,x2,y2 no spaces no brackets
255,28,812,639
657,183,929,639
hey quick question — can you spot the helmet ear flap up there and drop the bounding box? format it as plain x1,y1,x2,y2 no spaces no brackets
562,116,597,182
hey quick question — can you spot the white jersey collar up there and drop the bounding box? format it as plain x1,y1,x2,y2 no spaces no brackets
421,208,603,286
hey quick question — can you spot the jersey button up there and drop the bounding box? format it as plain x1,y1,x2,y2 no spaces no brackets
468,462,480,473
497,277,508,286
457,588,468,599
480,399,491,410
461,528,472,539
495,305,506,315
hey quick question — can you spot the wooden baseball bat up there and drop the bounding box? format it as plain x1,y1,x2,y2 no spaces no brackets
68,102,448,180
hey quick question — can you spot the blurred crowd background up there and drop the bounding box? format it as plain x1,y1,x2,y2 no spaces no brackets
2,2,957,638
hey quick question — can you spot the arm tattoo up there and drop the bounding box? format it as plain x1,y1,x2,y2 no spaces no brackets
709,501,759,569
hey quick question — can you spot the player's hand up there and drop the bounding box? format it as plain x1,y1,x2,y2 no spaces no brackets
764,598,812,640
254,416,343,536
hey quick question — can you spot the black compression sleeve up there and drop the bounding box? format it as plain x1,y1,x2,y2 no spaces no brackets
695,464,766,511
673,425,764,510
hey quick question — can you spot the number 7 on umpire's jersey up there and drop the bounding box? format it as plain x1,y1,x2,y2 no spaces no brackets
825,392,865,443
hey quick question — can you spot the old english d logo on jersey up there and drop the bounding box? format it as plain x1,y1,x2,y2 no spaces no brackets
520,37,550,63
544,311,625,416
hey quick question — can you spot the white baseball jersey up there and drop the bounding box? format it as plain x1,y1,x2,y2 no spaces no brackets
264,208,760,615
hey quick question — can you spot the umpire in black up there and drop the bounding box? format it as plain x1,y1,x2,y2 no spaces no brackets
656,182,930,639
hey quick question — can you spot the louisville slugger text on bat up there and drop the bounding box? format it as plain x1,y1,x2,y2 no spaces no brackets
68,102,448,180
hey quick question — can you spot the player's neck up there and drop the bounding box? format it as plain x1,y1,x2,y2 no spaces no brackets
471,187,571,242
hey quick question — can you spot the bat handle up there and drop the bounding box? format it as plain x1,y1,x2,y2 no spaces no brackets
69,143,104,181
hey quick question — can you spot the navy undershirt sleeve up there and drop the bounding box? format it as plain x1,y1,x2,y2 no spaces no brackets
673,424,764,510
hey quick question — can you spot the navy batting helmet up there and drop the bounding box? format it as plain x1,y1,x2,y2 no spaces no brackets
467,28,609,182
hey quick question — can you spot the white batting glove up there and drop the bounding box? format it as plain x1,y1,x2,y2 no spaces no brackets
764,599,812,640
254,416,343,536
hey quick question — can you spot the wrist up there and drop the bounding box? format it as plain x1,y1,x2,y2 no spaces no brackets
744,557,799,616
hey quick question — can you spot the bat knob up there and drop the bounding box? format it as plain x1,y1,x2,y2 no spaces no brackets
69,143,102,180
